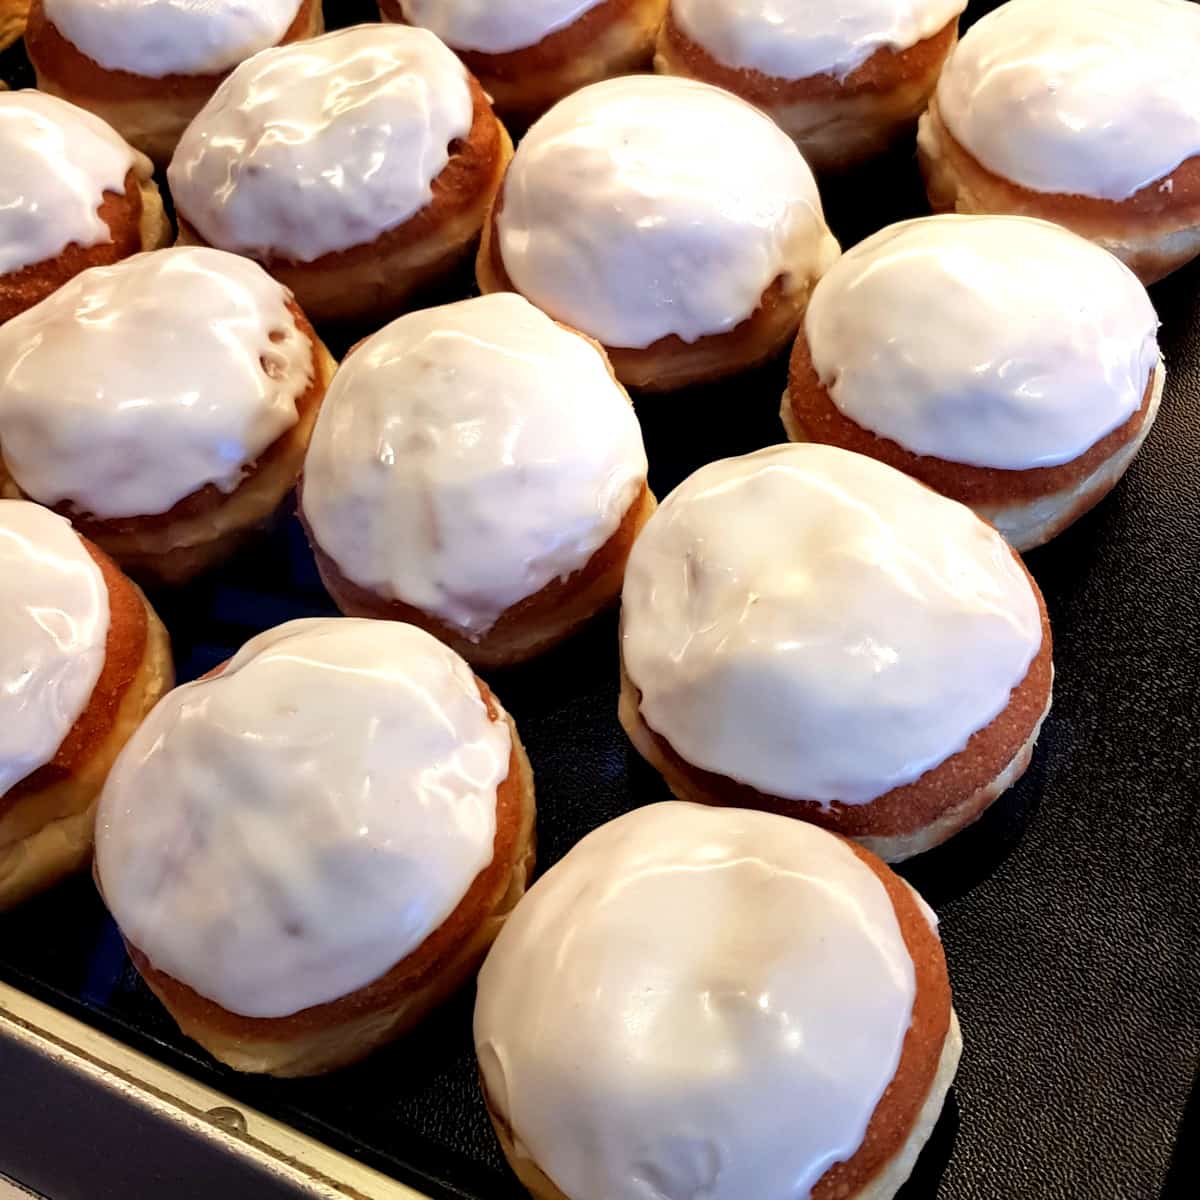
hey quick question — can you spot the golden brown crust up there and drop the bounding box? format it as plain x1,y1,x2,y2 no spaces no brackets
1,550,174,910
919,98,1200,283
483,836,953,1200
176,76,512,325
0,167,163,325
26,0,319,100
386,0,668,122
659,12,957,103
785,326,1155,506
620,552,1052,842
123,680,535,1075
1,304,336,584
478,191,812,390
1,539,146,810
0,0,29,52
306,483,656,668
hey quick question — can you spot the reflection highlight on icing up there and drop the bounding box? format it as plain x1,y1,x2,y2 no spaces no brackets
0,501,110,797
496,75,840,349
621,444,1042,805
302,293,647,637
42,0,304,78
475,801,917,1200
95,618,511,1018
934,0,1200,200
397,0,602,54
0,90,146,275
671,0,967,80
0,248,312,519
168,25,474,263
804,215,1161,468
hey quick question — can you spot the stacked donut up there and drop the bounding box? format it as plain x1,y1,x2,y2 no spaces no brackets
0,3,1190,1199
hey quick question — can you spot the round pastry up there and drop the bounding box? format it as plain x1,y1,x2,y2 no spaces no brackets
656,0,966,172
95,617,536,1077
0,0,28,51
25,0,324,166
784,215,1163,551
477,75,840,392
383,0,669,123
169,24,513,327
918,0,1200,284
301,293,653,668
1,501,172,910
0,90,169,326
475,801,961,1200
0,247,335,585
619,443,1053,863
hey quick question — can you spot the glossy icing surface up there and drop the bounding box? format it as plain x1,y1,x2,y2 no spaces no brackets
0,248,311,520
397,0,602,54
804,215,1161,468
672,0,966,80
621,444,1042,805
475,801,918,1200
95,618,511,1018
43,0,302,78
935,0,1200,200
168,24,474,263
496,75,840,349
0,501,109,797
0,90,145,275
302,294,647,637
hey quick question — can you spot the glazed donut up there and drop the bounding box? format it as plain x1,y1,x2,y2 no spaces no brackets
0,90,169,326
0,0,28,51
475,801,960,1200
619,444,1053,863
95,618,536,1077
1,501,172,910
301,293,652,668
479,75,839,392
918,0,1200,284
25,0,324,166
0,247,336,585
169,24,513,327
383,0,669,123
656,0,966,171
784,215,1163,551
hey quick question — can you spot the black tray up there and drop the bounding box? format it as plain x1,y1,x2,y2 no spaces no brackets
2,3,1199,1197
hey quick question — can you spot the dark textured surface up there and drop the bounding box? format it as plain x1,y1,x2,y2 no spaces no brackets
2,2,1199,1198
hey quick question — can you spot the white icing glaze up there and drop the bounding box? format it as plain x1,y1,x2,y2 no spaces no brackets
621,444,1042,805
935,0,1200,201
397,0,602,54
0,501,110,798
475,801,918,1200
0,247,311,520
95,617,511,1018
0,90,145,276
168,24,475,264
671,0,966,81
496,75,840,349
43,0,302,78
302,293,647,637
804,215,1160,469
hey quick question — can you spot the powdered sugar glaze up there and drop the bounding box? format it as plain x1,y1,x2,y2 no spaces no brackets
934,0,1200,200
0,502,110,797
396,0,602,54
0,248,311,519
475,801,919,1200
621,444,1043,805
168,24,474,263
95,618,512,1018
496,75,840,349
302,294,647,637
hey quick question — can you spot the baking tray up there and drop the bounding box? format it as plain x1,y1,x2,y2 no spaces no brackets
1,2,1199,1197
